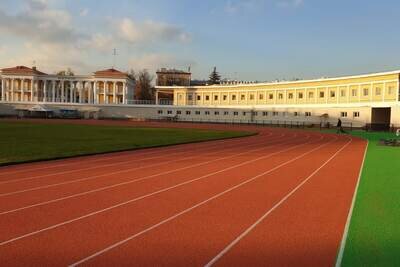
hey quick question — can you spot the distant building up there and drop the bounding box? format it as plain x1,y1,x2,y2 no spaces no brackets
156,68,191,86
0,66,135,104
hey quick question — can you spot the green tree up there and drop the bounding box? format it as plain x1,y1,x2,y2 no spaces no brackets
208,67,221,85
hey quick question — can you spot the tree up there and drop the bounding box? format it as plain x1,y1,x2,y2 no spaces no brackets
56,68,74,76
127,69,136,81
134,69,154,100
208,67,221,85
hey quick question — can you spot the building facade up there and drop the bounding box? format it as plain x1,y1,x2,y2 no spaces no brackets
156,68,191,87
0,66,135,105
155,70,400,127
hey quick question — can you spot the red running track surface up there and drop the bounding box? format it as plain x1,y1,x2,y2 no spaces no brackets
0,120,367,266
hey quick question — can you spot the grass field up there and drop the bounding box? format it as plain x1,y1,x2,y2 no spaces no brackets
340,131,400,266
0,121,252,165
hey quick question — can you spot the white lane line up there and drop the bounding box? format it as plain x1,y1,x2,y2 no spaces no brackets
0,133,281,197
0,131,262,177
0,134,314,246
0,132,264,185
335,141,369,267
68,134,334,267
205,136,352,266
0,133,290,214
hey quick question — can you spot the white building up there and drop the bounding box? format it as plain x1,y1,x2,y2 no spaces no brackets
0,66,135,104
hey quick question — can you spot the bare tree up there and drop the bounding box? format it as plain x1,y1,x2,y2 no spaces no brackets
56,68,74,76
134,69,154,100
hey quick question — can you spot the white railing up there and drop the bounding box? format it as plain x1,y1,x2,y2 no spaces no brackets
126,99,173,105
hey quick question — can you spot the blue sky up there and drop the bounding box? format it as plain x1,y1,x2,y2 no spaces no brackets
0,0,400,80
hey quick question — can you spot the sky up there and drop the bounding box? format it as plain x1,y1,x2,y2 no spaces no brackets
0,0,400,81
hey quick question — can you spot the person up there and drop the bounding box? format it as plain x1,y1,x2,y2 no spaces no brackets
337,118,345,133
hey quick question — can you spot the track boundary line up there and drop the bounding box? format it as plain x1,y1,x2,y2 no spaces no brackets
0,132,269,185
0,133,285,197
205,136,353,266
335,141,369,267
68,134,337,266
0,134,316,246
0,133,293,214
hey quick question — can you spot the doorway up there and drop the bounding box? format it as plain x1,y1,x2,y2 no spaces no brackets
371,107,391,131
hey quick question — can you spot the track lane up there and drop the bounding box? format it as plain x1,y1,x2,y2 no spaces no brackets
209,137,366,267
0,132,329,266
0,132,288,212
0,132,305,243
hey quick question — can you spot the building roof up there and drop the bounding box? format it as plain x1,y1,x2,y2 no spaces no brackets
1,66,47,76
93,68,129,79
156,68,191,75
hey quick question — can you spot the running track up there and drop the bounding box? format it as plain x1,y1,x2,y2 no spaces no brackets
0,120,367,266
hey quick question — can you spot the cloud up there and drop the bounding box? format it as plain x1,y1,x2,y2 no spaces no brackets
80,8,89,17
276,0,304,8
117,18,191,44
223,0,259,14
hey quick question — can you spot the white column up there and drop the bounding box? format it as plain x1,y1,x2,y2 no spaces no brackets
52,80,56,102
155,90,159,105
122,82,127,104
43,80,47,102
61,80,65,102
11,78,14,102
88,82,92,104
30,79,34,102
104,81,108,104
113,82,116,104
69,81,73,103
1,78,4,101
93,81,98,104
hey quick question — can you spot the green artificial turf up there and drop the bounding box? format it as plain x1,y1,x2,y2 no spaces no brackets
340,131,400,266
0,121,253,165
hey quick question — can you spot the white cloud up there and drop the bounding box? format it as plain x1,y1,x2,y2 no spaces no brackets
80,8,89,17
117,18,191,44
276,0,304,8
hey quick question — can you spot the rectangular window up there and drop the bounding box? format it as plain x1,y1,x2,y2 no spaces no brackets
186,111,191,115
223,95,228,101
305,112,312,117
214,111,219,115
263,111,268,116
341,112,348,118
273,111,279,116
330,91,336,98
259,94,264,100
319,91,325,98
232,95,237,101
197,95,201,101
249,94,255,100
298,93,303,99
363,88,369,96
252,111,258,116
205,95,210,101
195,111,201,115
188,94,193,101
233,112,238,116
224,111,229,115
205,111,210,115
288,93,293,99
241,94,246,100
167,110,172,114
214,95,218,101
340,90,346,97
352,89,357,97
294,112,300,116
242,112,246,116
388,86,393,95
308,92,314,98
269,94,274,100
353,111,360,118
375,87,381,96
176,110,181,115
278,93,283,99
157,110,163,114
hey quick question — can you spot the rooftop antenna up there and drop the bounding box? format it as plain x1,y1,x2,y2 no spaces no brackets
112,48,117,69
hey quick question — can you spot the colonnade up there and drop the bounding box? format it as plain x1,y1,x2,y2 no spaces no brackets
0,77,128,104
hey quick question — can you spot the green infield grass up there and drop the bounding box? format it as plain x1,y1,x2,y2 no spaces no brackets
0,121,253,165
339,131,400,266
